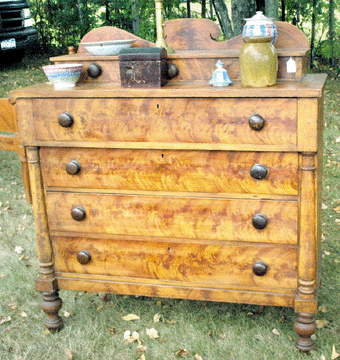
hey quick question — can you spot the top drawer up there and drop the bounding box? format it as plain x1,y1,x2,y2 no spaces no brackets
32,98,297,146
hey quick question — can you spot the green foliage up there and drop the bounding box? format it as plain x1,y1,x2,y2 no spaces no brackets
28,0,190,53
283,0,340,63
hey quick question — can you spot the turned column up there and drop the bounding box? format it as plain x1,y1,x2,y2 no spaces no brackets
26,146,63,330
295,153,318,351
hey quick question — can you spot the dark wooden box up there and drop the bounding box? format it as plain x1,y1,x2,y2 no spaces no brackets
119,47,168,88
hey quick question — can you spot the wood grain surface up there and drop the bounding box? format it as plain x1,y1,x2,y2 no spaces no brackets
41,148,299,195
164,19,310,51
56,275,296,307
52,235,297,290
32,98,297,146
46,192,298,244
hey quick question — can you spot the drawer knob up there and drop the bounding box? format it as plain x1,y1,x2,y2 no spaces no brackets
167,63,179,79
87,63,102,78
66,160,81,175
71,206,86,221
252,214,268,229
253,261,268,276
250,164,268,180
58,112,74,128
249,114,265,131
77,250,91,265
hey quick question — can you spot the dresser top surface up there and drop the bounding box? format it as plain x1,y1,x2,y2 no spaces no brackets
12,74,327,99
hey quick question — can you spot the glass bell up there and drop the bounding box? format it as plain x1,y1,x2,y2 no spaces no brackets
209,60,232,87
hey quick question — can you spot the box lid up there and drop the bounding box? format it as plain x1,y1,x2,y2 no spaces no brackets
119,47,167,61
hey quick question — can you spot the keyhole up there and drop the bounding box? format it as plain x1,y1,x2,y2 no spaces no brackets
168,247,171,252
161,154,164,158
157,104,160,109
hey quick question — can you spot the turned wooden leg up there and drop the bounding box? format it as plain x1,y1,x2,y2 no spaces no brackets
41,291,63,331
294,313,317,352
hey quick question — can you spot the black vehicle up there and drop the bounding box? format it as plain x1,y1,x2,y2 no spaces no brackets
0,0,37,59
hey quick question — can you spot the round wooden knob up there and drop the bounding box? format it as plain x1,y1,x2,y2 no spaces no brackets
249,114,265,131
77,250,91,264
252,214,268,229
250,164,268,180
87,63,102,78
253,261,268,276
66,160,81,175
71,207,86,221
167,63,179,79
58,112,74,128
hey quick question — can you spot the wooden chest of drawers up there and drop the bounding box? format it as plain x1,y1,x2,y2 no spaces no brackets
10,74,326,351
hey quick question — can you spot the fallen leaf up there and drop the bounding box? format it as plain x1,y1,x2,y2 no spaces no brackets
322,203,328,210
194,355,203,360
138,355,146,360
176,349,189,357
122,314,140,321
0,316,11,324
8,304,17,310
332,345,340,360
20,311,27,317
316,319,329,329
109,327,116,334
334,259,340,264
43,328,50,335
124,330,140,344
65,348,73,360
165,319,176,325
272,328,280,336
0,274,5,278
137,345,147,352
19,255,29,260
321,355,326,360
318,305,329,313
146,328,159,339
324,251,331,256
96,305,104,311
336,136,340,143
153,313,161,323
14,245,24,254
64,311,71,318
333,206,340,213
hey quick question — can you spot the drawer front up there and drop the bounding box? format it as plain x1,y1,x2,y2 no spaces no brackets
33,98,297,145
41,148,299,195
52,236,297,291
46,192,298,244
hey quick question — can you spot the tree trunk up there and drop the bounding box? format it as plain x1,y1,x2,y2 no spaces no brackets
132,0,140,35
187,0,191,18
211,0,234,39
105,0,110,25
265,0,279,19
231,0,256,36
310,0,317,68
281,0,285,21
329,0,335,66
202,0,206,18
256,0,265,12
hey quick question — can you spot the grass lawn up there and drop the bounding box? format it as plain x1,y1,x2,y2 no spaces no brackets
0,55,339,360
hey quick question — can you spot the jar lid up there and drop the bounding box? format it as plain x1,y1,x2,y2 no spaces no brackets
244,11,275,22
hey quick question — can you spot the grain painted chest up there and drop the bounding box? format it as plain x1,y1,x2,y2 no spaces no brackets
0,20,327,352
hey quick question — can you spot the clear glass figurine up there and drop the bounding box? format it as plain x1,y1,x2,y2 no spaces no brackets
209,60,233,87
